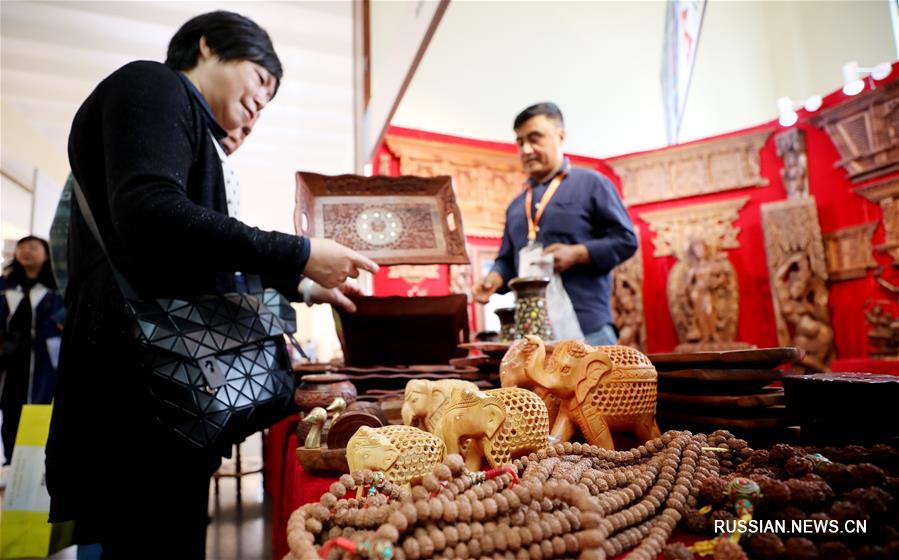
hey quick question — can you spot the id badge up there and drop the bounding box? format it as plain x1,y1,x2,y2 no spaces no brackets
518,242,553,278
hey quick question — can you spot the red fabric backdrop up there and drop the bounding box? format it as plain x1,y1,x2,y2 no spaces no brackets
604,76,896,357
371,67,899,363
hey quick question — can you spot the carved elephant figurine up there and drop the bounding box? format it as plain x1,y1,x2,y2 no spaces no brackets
437,387,549,471
500,335,660,450
401,378,480,433
346,425,446,495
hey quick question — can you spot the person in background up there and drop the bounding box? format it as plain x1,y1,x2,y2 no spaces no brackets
46,11,377,559
472,102,637,346
0,236,65,464
219,114,362,312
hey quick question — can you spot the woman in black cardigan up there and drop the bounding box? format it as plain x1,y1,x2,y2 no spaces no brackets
45,12,375,558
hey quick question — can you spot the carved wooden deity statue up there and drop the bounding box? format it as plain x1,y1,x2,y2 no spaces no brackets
775,128,809,199
774,252,835,370
762,197,835,371
641,197,749,352
611,233,647,352
687,239,734,344
865,302,899,359
669,237,741,351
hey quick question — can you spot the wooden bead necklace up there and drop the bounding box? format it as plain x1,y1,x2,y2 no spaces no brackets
285,430,747,560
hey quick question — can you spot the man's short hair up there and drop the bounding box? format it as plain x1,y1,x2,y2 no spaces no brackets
165,11,283,97
514,102,564,130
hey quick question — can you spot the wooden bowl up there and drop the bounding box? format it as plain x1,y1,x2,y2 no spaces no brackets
294,373,358,410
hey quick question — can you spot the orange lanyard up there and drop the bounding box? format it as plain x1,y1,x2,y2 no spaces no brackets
525,171,567,241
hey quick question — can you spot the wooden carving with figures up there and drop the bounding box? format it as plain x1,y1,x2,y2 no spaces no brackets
761,197,835,370
500,335,660,450
640,197,751,351
612,231,647,352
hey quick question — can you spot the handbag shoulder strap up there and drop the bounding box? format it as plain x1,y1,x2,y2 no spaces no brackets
69,177,139,301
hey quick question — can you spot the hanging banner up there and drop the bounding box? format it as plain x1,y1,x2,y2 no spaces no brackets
661,0,706,145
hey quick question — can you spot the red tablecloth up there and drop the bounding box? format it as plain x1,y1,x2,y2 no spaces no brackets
270,427,339,560
830,358,899,375
264,416,296,497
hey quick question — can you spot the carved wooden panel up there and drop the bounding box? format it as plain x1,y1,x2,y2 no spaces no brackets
608,130,770,206
775,128,809,199
822,222,878,281
761,198,834,370
813,80,899,183
854,176,899,265
640,197,748,258
612,228,647,352
865,300,899,359
385,135,526,238
640,197,749,351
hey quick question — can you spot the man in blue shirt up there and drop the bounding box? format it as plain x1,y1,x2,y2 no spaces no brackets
473,103,637,345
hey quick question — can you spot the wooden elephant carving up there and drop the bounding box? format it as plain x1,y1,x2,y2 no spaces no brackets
401,379,480,432
437,387,549,471
500,335,660,450
346,425,446,495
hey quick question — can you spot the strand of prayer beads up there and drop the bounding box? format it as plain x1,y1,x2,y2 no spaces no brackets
286,430,742,560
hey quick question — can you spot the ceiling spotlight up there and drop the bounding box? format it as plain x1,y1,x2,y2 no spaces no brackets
842,60,893,96
777,96,799,127
842,62,865,96
872,62,892,81
779,110,799,127
804,95,823,112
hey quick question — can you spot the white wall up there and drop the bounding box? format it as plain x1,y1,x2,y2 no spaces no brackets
393,0,896,158
392,1,668,157
367,0,447,161
678,1,778,143
680,0,895,143
1,101,66,254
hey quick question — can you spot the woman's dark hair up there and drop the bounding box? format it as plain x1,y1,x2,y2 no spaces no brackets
514,102,564,130
165,11,283,97
3,236,58,290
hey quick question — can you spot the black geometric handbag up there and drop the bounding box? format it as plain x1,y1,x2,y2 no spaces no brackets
72,179,298,452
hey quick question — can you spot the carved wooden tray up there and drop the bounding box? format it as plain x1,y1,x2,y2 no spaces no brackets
295,172,469,265
648,347,803,371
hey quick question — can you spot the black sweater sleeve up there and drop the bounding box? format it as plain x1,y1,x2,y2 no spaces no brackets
91,62,309,290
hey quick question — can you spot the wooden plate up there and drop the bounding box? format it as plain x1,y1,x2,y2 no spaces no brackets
291,363,333,374
658,368,784,395
658,369,784,382
450,356,501,372
339,365,475,375
660,408,791,430
658,387,784,408
648,347,803,371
